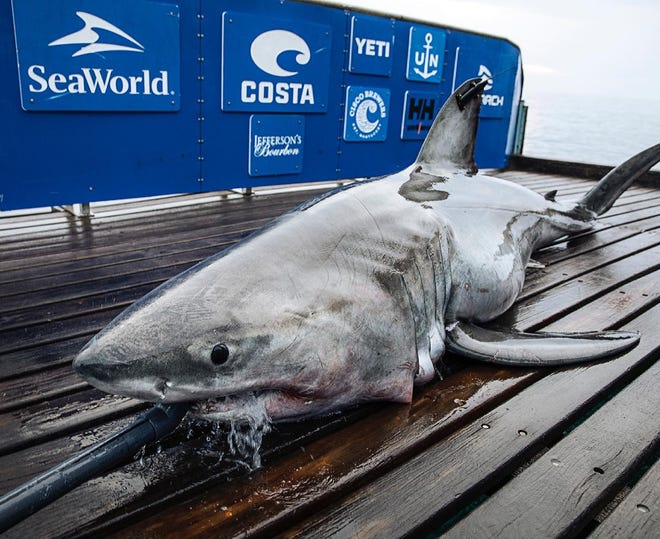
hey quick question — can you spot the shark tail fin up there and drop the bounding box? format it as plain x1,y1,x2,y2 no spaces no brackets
446,321,640,366
571,143,660,220
415,78,489,174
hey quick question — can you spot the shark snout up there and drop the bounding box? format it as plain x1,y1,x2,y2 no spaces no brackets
73,345,125,385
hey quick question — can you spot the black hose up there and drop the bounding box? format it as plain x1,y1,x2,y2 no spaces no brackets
0,402,190,533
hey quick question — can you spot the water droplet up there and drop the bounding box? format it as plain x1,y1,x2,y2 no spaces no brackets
550,458,561,466
518,429,527,436
636,504,650,513
593,467,605,474
481,423,490,429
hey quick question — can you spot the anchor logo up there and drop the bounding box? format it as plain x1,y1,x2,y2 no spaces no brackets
413,33,439,80
407,27,445,83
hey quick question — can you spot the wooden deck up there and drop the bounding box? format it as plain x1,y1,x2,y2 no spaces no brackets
0,166,658,538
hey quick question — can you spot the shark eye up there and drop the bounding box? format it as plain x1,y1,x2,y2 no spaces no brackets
210,343,230,365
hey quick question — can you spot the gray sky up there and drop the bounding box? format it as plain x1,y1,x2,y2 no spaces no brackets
334,0,660,100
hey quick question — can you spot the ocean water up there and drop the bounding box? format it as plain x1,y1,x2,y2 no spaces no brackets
521,92,660,170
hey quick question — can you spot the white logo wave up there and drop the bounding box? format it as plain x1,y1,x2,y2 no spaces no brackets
49,11,144,57
478,64,493,91
355,99,380,134
250,30,310,77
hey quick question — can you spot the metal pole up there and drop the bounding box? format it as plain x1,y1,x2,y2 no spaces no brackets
0,402,190,533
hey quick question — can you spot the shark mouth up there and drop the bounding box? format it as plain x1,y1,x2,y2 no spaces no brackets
190,389,322,423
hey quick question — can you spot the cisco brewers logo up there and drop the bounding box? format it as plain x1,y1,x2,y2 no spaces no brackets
344,86,390,142
222,12,331,112
11,0,180,111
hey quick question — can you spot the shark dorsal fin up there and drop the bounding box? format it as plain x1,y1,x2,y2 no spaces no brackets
415,78,487,174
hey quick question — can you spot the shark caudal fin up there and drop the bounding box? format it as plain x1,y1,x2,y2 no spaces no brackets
415,78,489,174
571,143,660,220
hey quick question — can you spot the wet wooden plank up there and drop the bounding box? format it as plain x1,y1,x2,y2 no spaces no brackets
0,389,144,456
0,191,320,259
0,171,657,538
444,360,660,538
66,366,540,539
591,457,660,538
0,336,89,380
0,365,88,414
520,229,659,300
503,246,660,331
280,306,658,539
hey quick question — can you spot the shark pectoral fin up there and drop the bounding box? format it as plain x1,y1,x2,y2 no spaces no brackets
445,321,640,366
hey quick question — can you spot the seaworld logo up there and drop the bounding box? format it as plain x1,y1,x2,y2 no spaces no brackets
11,0,180,110
48,11,145,57
24,10,168,96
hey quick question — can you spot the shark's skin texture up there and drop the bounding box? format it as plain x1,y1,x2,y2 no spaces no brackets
74,79,658,422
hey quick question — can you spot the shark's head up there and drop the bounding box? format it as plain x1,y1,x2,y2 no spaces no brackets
73,240,417,422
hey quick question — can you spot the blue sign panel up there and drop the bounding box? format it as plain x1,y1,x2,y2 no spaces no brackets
401,91,440,140
221,11,331,113
348,15,395,76
344,86,391,142
406,26,445,83
452,43,514,119
249,115,305,176
11,0,181,111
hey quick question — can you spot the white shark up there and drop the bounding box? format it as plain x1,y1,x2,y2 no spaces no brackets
74,78,659,422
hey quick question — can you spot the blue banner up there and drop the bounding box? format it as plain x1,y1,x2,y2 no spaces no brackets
1,0,522,210
11,0,181,111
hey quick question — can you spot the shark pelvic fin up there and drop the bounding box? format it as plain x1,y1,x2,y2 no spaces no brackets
445,321,640,366
572,143,660,220
415,78,488,174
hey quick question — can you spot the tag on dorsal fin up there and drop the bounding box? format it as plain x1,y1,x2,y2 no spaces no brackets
544,190,558,202
415,78,488,174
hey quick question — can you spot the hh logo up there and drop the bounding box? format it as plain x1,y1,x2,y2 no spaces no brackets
407,26,445,83
222,12,331,113
401,91,439,140
11,0,180,111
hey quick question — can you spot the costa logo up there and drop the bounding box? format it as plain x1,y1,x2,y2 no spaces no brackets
221,12,331,113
